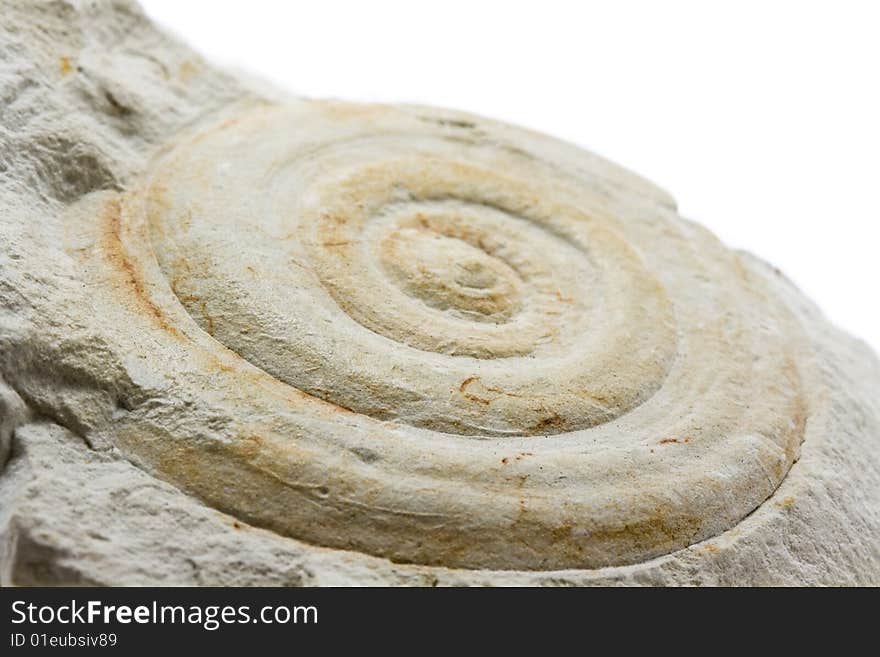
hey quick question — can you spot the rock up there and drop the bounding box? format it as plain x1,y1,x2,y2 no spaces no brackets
1,0,878,585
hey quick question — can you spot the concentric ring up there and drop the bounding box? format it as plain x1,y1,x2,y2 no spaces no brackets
148,119,677,436
98,100,808,570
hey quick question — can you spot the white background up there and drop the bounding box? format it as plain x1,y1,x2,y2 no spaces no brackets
141,0,879,352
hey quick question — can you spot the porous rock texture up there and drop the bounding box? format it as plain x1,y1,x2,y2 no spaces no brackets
1,0,878,586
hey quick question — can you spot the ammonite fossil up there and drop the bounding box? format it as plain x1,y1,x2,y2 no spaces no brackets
0,1,877,585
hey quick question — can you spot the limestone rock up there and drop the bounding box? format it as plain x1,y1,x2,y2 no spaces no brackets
1,0,878,585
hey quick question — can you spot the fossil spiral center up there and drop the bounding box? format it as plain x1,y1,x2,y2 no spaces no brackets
146,113,678,436
379,221,523,323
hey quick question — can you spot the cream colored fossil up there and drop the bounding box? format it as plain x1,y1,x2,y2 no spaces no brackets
0,1,877,585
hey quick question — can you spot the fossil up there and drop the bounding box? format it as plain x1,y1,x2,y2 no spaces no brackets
0,1,877,585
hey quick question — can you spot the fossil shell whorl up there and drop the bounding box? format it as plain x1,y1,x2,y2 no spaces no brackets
91,100,808,571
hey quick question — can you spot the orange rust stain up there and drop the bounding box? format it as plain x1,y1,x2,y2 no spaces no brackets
101,198,182,338
459,376,491,404
102,197,364,422
59,56,73,76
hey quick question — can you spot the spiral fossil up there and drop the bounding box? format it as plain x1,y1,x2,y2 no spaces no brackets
63,100,811,571
2,0,878,585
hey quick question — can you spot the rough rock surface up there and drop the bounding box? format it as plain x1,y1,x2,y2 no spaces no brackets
1,0,878,585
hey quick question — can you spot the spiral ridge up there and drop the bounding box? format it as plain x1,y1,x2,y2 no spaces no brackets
106,101,807,569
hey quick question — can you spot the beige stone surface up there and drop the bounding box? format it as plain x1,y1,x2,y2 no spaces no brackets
1,0,878,585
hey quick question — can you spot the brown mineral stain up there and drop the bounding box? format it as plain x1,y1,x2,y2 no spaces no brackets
459,376,527,405
658,436,691,445
501,452,535,465
778,496,796,509
59,56,73,76
529,413,564,433
549,523,576,545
